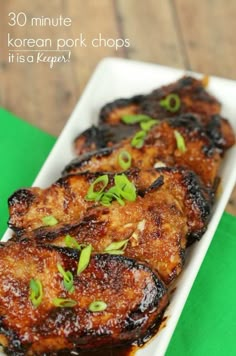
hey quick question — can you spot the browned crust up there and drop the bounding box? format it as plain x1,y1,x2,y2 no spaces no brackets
0,240,168,355
66,115,222,188
8,168,212,285
73,76,235,155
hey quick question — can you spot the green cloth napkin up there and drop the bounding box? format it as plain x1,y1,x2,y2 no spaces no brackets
0,108,55,236
0,108,235,355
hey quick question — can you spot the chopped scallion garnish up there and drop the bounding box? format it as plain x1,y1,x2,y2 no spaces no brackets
85,174,136,207
42,215,58,226
121,114,153,124
118,150,132,170
114,174,136,202
77,244,92,275
160,94,181,112
140,119,159,132
88,300,107,312
57,263,74,293
85,175,109,202
29,279,43,307
174,130,186,153
65,235,83,250
52,298,77,307
105,239,129,252
131,130,146,148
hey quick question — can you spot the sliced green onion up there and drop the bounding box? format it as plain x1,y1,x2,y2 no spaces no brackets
57,263,74,293
52,297,77,307
121,114,153,124
100,194,112,206
114,174,136,202
101,188,125,206
65,235,84,250
131,130,146,149
88,300,107,312
160,94,181,112
174,130,187,153
29,279,43,307
84,174,137,207
105,239,129,252
77,244,92,275
118,150,132,170
85,175,109,202
140,119,159,132
42,215,58,226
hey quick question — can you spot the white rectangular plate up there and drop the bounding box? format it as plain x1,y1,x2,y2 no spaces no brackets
2,58,236,356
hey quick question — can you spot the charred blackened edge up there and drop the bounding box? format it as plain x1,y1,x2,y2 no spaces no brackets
205,114,235,152
167,113,202,131
0,320,25,356
99,95,145,124
151,166,213,242
182,169,213,243
74,123,137,155
8,189,35,209
74,125,104,153
8,189,36,234
148,76,220,103
139,175,164,197
62,147,114,176
0,245,168,355
167,114,218,157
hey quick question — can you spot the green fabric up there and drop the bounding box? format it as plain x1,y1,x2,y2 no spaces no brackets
0,108,56,236
166,212,236,356
0,108,235,355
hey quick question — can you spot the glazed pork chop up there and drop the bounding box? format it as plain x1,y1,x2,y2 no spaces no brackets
0,239,168,355
8,168,212,284
74,76,234,155
66,115,222,188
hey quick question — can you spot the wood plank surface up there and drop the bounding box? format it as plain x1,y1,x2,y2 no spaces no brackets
116,0,186,67
175,0,236,79
1,0,235,214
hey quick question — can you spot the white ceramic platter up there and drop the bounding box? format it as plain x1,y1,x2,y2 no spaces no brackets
2,58,236,356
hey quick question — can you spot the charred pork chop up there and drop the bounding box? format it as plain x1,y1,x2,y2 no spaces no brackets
66,115,222,188
8,168,212,284
0,239,168,354
74,76,234,155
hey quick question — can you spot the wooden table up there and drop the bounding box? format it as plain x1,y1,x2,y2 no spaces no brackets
1,0,236,214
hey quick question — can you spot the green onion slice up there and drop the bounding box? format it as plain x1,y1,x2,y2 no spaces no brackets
57,263,74,293
105,239,129,252
100,194,112,206
101,188,125,206
29,279,43,307
85,175,109,202
114,174,136,202
77,244,92,275
174,130,187,153
160,94,181,112
42,215,58,226
65,235,85,250
121,114,153,124
131,130,146,148
140,119,159,132
118,150,132,170
52,297,77,307
88,300,107,312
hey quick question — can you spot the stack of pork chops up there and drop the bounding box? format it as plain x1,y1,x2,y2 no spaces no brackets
0,76,235,355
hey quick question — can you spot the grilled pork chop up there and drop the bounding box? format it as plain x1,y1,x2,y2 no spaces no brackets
0,239,168,354
66,115,222,188
8,168,212,284
74,76,234,155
